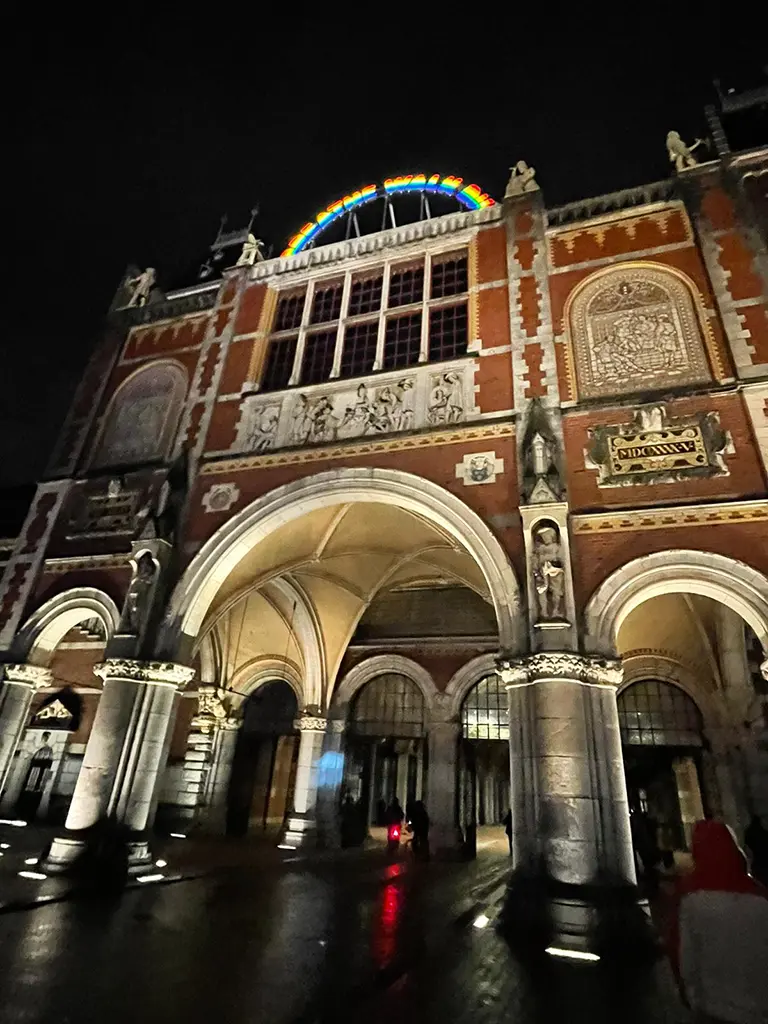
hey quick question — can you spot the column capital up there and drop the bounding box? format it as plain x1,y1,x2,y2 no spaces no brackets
192,685,228,732
295,715,327,732
497,652,623,688
93,659,195,689
760,659,768,683
3,664,53,689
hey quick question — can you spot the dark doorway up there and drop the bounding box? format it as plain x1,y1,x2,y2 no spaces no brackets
226,681,299,837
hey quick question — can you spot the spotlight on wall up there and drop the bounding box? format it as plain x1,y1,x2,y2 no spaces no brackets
136,873,165,884
277,844,296,851
472,914,490,929
24,858,38,865
169,833,186,839
155,859,167,868
0,843,10,849
545,946,600,962
18,871,47,880
0,819,27,827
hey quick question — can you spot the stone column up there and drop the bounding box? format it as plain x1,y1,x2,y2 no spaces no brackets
281,714,326,848
426,714,463,857
500,653,639,952
0,664,52,800
169,686,228,826
202,717,241,833
44,659,194,872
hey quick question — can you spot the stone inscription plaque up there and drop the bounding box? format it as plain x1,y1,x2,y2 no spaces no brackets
608,426,707,477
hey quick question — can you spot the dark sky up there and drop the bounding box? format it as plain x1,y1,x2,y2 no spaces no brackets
4,13,766,488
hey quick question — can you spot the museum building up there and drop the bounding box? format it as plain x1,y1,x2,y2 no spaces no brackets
0,106,767,939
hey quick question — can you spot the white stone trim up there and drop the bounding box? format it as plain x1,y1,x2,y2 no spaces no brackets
163,467,521,657
14,588,119,667
584,550,768,657
331,654,437,716
226,658,304,706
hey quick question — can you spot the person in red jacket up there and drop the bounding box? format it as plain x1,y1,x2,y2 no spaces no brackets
669,820,768,1024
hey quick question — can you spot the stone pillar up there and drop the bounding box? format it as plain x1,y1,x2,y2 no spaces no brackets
202,717,240,833
44,658,194,872
281,714,326,848
500,653,639,952
0,665,52,800
426,712,463,857
170,686,228,826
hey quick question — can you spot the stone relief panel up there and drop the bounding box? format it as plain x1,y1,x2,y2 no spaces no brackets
568,266,712,400
230,360,478,455
92,362,187,469
455,451,504,486
585,404,733,487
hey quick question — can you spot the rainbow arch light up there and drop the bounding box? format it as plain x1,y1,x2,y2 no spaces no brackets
282,174,495,257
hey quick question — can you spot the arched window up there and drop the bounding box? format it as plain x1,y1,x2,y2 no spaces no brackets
462,674,508,740
617,679,703,747
349,673,425,738
92,361,187,469
567,264,711,400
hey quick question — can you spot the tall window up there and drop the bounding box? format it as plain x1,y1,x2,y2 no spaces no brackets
462,674,508,740
92,361,187,468
617,680,703,747
260,248,470,392
350,674,426,738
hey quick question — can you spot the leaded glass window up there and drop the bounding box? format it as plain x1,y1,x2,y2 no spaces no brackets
617,680,703,747
350,673,426,738
462,674,508,740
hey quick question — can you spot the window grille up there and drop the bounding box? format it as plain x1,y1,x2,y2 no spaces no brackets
428,304,468,361
350,674,426,738
274,291,306,332
383,313,422,371
431,254,468,298
349,275,383,317
617,680,703,747
311,282,343,324
388,265,424,308
340,321,378,378
261,336,298,392
462,674,509,740
300,331,337,385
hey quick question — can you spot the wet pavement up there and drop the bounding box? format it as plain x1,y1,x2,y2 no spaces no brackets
0,846,690,1024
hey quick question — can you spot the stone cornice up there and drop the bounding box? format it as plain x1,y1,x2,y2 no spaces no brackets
497,652,623,688
571,499,768,535
43,554,131,574
94,659,195,688
546,179,677,229
200,421,515,476
3,664,54,688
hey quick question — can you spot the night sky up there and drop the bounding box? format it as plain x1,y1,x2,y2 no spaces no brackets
5,13,765,490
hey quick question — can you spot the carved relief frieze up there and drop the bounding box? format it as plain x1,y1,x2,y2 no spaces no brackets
568,265,712,400
66,479,142,539
585,404,733,487
228,359,478,457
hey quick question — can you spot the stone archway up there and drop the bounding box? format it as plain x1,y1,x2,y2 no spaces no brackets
14,587,119,666
584,550,768,660
161,468,521,662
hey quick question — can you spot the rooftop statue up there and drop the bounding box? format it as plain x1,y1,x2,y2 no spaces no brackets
504,160,539,198
666,130,705,172
125,267,157,307
236,233,264,267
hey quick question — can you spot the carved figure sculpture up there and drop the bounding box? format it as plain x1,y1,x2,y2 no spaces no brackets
666,131,704,172
532,524,566,621
119,551,157,635
504,161,539,198
236,234,264,267
126,267,157,307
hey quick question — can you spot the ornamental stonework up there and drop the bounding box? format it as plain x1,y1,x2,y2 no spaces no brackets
568,266,711,400
585,404,732,487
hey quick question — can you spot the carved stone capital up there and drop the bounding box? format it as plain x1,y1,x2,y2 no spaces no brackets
192,685,228,731
328,719,345,734
3,664,54,689
761,659,768,683
94,659,195,689
295,715,327,732
499,652,623,688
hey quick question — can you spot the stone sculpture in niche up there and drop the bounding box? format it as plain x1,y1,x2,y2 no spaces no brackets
427,372,463,425
666,130,705,172
532,523,566,622
504,161,539,197
119,551,157,635
569,266,711,400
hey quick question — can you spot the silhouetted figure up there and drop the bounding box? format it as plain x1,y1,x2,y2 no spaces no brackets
631,810,661,892
75,816,130,895
340,794,358,848
375,798,387,826
745,814,768,885
386,797,404,827
410,800,430,860
503,809,513,856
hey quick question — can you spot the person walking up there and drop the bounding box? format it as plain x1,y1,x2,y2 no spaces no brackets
745,814,768,887
670,820,768,1024
410,800,430,861
503,809,513,857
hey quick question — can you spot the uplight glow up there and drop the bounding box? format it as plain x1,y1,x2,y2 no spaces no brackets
169,833,186,839
281,174,495,257
473,914,490,929
18,870,47,880
0,819,27,827
137,873,165,884
545,946,601,962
